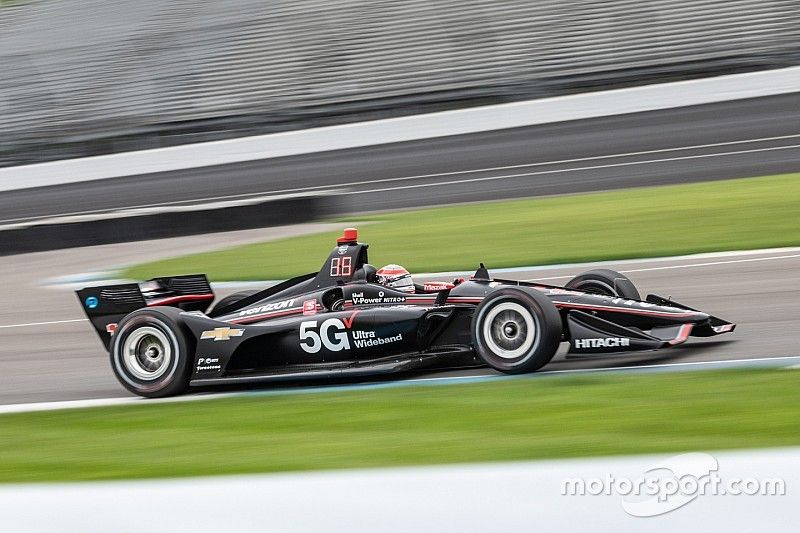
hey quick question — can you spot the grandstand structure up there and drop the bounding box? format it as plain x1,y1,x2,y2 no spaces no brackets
1,0,798,166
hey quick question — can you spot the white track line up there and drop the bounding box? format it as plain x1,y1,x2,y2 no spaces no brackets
3,134,799,224
356,143,800,195
412,355,800,382
620,253,800,273
325,133,800,183
0,318,88,329
525,252,800,281
538,355,800,375
0,392,244,415
2,355,799,415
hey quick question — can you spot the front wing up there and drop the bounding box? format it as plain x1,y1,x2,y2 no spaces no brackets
566,294,735,354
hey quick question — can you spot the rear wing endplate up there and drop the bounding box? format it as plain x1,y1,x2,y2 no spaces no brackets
76,274,213,350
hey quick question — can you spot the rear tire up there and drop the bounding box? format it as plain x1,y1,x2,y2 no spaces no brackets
208,289,259,316
565,268,640,299
471,288,562,374
110,307,193,398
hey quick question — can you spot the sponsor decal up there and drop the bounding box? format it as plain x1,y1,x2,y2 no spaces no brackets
300,316,353,353
299,311,401,352
201,327,245,341
423,281,454,292
196,357,221,372
608,297,656,308
238,299,295,317
574,337,631,349
85,296,99,309
106,323,118,335
545,288,584,296
303,299,318,316
351,330,403,348
337,245,349,255
351,291,406,305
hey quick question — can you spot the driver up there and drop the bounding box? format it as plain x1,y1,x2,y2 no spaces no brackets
376,264,415,293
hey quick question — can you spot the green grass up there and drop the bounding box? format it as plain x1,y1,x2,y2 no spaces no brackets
1,369,799,482
123,174,800,281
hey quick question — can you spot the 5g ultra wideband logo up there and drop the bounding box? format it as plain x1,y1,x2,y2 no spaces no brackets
299,312,358,353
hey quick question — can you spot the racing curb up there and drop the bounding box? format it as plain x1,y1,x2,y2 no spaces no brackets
0,192,339,255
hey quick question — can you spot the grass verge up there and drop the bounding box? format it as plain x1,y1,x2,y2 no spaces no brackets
1,368,799,482
123,174,800,281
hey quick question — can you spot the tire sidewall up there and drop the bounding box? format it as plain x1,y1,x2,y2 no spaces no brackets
472,289,561,373
565,269,640,299
210,290,259,315
111,309,191,397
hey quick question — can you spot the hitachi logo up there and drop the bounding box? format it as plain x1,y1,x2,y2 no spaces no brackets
573,337,631,349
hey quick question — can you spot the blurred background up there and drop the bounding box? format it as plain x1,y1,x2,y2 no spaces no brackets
1,4,800,529
1,0,799,166
0,0,799,405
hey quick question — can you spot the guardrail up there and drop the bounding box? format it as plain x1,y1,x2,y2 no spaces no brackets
0,193,337,255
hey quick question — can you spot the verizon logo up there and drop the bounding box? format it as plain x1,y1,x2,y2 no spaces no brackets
574,337,631,349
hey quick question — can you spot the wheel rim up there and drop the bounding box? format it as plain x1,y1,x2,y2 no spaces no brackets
122,326,173,381
572,279,617,296
481,302,537,359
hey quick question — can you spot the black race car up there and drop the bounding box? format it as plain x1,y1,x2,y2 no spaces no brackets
78,228,735,397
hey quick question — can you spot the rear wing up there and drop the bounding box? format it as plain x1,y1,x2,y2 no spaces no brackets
76,274,214,350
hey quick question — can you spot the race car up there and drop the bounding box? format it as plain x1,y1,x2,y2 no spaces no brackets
77,228,735,397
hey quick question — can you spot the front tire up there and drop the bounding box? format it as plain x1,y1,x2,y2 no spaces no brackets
471,288,562,374
565,268,640,299
110,307,193,398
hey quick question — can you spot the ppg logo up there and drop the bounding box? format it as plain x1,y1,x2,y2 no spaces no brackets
85,296,99,309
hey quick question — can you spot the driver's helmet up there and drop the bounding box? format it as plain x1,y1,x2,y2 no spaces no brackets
376,264,415,293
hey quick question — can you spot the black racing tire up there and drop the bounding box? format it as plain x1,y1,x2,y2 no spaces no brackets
565,268,640,299
208,289,259,315
471,288,562,374
110,307,193,398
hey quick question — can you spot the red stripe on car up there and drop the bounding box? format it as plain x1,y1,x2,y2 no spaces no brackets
147,294,215,307
229,308,303,324
668,324,694,345
553,302,701,318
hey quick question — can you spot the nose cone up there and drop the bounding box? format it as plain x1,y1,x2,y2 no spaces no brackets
560,291,711,322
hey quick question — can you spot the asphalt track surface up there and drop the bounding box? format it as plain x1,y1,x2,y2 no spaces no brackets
0,227,797,405
2,93,800,224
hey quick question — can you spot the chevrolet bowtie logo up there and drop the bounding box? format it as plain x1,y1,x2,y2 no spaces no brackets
201,327,244,341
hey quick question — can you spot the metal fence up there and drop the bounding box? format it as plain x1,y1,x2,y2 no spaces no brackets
1,0,799,166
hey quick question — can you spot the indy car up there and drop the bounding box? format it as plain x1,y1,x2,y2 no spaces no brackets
78,228,735,397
